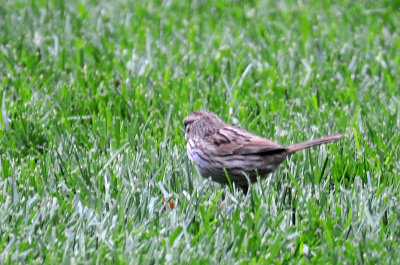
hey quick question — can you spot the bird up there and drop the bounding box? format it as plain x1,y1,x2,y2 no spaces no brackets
183,110,344,194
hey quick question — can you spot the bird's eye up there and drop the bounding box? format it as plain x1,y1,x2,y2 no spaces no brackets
184,120,192,127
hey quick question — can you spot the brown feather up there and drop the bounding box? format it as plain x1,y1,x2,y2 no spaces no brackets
287,134,344,154
202,127,285,156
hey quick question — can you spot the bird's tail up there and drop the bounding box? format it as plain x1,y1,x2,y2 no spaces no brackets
287,134,344,154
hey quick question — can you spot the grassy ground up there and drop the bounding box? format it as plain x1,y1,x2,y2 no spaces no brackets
1,0,400,263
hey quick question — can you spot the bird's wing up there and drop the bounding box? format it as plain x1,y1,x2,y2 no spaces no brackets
202,126,287,156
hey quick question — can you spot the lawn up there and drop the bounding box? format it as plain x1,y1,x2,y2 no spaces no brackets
1,0,400,263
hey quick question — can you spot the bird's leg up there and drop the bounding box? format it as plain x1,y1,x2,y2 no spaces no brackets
240,185,249,195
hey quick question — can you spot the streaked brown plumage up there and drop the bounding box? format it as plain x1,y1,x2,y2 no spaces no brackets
183,110,344,193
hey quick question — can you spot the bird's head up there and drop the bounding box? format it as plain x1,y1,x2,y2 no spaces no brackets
183,110,223,140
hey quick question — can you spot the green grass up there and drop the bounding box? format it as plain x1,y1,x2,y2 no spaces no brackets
1,0,400,263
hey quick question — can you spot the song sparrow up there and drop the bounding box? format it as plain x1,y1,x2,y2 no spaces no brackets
183,110,344,193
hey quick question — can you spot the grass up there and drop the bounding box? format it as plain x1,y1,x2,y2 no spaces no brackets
1,0,400,263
